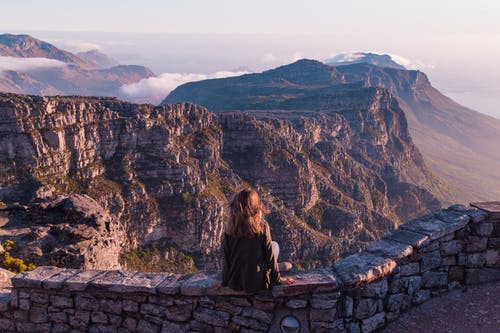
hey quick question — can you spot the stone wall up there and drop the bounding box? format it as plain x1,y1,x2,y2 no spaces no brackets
0,202,499,333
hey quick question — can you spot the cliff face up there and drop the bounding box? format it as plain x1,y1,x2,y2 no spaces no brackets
0,90,439,270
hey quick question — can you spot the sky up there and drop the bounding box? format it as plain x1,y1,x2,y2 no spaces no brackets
1,0,499,117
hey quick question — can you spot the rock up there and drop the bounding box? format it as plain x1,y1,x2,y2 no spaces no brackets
355,298,378,320
384,229,429,248
422,271,448,288
366,239,413,260
361,312,385,333
334,253,396,288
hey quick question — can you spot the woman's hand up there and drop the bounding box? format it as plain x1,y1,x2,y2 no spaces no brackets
279,277,295,284
212,281,222,288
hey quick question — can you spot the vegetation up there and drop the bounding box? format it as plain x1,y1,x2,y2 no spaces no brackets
0,240,36,273
120,244,198,274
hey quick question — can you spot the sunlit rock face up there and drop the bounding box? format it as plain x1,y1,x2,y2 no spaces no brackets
0,89,439,270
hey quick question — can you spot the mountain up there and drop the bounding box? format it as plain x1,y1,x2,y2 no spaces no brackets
325,52,406,70
76,49,120,69
0,34,95,69
332,62,500,203
163,59,500,204
0,34,154,101
0,91,439,270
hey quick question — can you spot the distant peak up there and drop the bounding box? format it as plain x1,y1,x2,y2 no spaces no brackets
326,52,406,70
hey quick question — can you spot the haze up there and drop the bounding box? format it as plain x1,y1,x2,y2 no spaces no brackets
1,0,499,118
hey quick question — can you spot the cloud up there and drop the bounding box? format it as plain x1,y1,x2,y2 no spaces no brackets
48,39,102,52
261,53,276,63
120,70,250,104
325,51,435,70
291,51,304,62
0,56,67,73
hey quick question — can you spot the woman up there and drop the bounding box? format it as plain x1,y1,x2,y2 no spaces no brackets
221,188,294,293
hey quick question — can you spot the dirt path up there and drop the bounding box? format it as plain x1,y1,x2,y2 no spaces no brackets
383,281,500,333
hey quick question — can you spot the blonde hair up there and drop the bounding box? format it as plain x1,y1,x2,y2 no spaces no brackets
226,189,265,238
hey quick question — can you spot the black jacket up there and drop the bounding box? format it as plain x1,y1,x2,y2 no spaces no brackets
221,221,280,293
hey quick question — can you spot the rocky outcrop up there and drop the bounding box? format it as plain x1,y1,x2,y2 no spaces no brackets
0,195,124,269
0,90,440,270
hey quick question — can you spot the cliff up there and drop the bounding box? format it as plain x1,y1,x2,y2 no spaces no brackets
0,91,440,270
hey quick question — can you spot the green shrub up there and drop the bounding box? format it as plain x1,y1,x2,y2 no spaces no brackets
0,240,36,273
120,245,198,274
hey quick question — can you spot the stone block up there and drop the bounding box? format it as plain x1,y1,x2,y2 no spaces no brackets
334,252,396,288
161,321,187,333
422,271,448,288
231,315,268,331
285,298,308,309
361,312,385,333
448,266,465,282
29,305,48,323
50,295,73,308
99,299,122,315
420,250,441,272
123,317,138,331
12,266,64,288
383,229,429,248
355,298,378,320
123,300,138,313
347,322,360,333
310,308,336,322
465,268,500,285
165,304,193,322
486,250,499,266
64,270,107,291
52,323,71,333
488,237,500,249
141,303,165,317
441,255,457,266
69,310,90,328
49,311,68,323
156,274,184,296
464,236,488,252
366,239,413,260
401,276,422,295
272,268,337,297
465,253,486,268
136,319,160,333
75,295,97,311
440,240,463,255
412,289,430,305
30,291,49,305
399,262,420,277
385,293,410,312
43,269,79,289
0,318,15,331
310,319,344,332
472,222,494,236
91,312,109,324
180,271,221,296
343,296,353,317
241,307,273,325
229,297,251,307
359,277,387,298
401,214,465,240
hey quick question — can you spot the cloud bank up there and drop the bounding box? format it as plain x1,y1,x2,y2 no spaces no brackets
120,70,250,104
0,56,67,73
325,51,435,70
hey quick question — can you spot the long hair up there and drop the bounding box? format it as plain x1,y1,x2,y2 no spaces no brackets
226,189,265,238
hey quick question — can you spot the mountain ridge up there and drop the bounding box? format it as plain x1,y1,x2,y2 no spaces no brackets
163,59,500,204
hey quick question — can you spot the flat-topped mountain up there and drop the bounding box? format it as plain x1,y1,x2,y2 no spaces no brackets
326,52,406,69
0,34,154,101
164,59,500,204
0,92,439,270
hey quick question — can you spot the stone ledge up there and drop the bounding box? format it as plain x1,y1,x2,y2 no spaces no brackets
12,267,338,298
333,252,396,288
